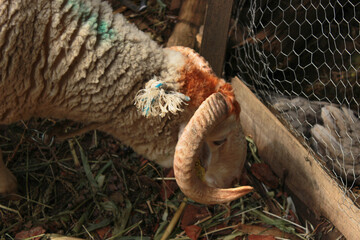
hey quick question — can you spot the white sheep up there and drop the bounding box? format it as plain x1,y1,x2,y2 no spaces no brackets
0,0,253,204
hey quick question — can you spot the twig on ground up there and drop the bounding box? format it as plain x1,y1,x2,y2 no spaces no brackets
161,197,188,240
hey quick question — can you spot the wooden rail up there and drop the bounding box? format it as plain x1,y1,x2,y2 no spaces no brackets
200,0,233,77
166,0,207,48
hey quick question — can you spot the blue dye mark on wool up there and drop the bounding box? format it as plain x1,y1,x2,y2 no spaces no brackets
155,83,163,88
98,21,108,34
66,0,116,41
67,0,91,17
97,21,116,40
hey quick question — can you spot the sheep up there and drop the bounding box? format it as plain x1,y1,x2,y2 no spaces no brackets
0,0,253,204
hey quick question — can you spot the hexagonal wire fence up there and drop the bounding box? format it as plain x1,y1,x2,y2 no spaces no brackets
226,0,359,223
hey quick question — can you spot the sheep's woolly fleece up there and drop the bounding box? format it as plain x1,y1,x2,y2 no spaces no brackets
0,0,189,167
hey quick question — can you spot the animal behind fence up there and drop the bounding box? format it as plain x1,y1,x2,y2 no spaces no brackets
227,0,360,226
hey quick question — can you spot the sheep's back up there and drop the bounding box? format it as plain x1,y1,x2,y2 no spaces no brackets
0,0,164,125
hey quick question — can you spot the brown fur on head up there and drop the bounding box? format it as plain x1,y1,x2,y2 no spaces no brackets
169,46,240,117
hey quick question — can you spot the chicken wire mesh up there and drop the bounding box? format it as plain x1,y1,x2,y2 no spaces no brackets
226,0,360,208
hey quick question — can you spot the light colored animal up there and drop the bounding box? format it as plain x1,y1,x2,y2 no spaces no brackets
271,96,360,183
0,0,252,204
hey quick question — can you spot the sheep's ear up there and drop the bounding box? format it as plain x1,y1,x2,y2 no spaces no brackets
134,78,190,118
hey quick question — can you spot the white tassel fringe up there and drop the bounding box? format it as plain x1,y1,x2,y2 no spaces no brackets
134,78,190,118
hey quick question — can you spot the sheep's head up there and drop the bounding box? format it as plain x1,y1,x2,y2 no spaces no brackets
135,46,252,204
202,115,247,188
178,113,246,189
171,47,253,204
174,93,253,204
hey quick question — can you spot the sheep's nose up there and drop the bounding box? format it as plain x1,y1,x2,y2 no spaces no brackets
204,174,220,188
205,172,235,188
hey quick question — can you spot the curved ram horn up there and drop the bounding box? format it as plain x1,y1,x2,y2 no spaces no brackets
174,93,253,204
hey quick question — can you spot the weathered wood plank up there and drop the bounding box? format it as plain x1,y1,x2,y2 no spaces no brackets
232,77,360,240
200,0,233,77
166,0,207,48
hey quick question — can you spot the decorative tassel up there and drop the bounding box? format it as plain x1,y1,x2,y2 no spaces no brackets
134,78,190,118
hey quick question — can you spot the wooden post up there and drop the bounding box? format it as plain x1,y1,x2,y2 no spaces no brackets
166,0,207,48
232,77,360,240
200,0,233,77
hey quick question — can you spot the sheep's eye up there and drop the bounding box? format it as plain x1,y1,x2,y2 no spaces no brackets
213,139,227,146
